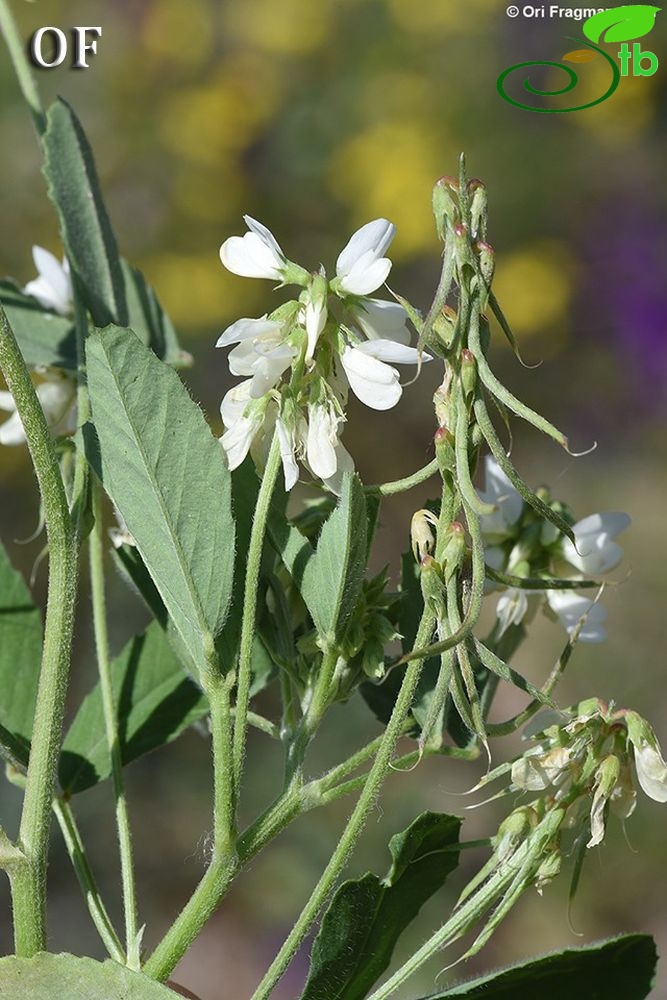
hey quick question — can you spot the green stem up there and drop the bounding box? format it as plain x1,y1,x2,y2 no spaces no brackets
0,0,46,135
364,457,439,496
284,646,339,787
248,609,436,1000
0,306,77,955
53,798,124,964
89,478,140,966
143,788,303,982
232,432,282,799
205,673,237,855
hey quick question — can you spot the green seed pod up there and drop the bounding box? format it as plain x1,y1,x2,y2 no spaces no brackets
420,554,446,615
468,179,488,238
434,425,455,475
460,348,477,398
475,241,495,287
432,175,460,240
440,521,466,581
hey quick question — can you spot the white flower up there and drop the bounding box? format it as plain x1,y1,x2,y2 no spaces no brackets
335,219,396,296
219,216,286,280
306,403,341,480
546,591,607,643
216,316,295,399
561,512,630,575
0,373,76,447
478,456,523,541
496,587,528,636
511,746,572,792
351,298,411,345
220,411,265,471
340,340,429,411
23,246,73,316
625,713,667,803
587,755,620,848
276,416,300,491
320,438,355,497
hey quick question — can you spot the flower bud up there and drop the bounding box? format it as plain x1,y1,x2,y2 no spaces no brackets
588,754,621,848
432,304,457,349
468,180,488,238
433,382,451,427
475,241,495,287
535,848,561,893
434,425,455,475
440,520,466,581
460,348,477,398
419,554,446,614
494,805,537,860
411,509,438,562
432,176,460,239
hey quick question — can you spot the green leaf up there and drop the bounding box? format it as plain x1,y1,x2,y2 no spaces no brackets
122,260,191,368
0,280,76,370
307,474,367,644
302,812,461,1000
59,622,208,794
0,952,182,998
84,325,234,674
583,5,660,44
42,99,127,327
427,933,656,999
270,474,367,647
0,541,42,769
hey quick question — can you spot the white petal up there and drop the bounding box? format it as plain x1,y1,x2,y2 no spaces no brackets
28,246,72,314
35,378,75,431
478,455,523,530
496,588,528,636
220,380,253,428
227,340,258,377
356,339,431,365
634,743,667,803
322,440,355,496
546,591,608,643
354,298,411,344
243,215,284,258
220,414,261,470
219,233,283,280
276,418,299,491
336,219,396,277
0,410,27,446
338,254,392,296
0,391,16,413
248,346,294,398
306,405,338,480
340,346,401,410
305,299,327,362
216,316,282,349
562,511,630,574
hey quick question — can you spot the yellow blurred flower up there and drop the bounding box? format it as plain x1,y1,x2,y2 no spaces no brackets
387,0,498,35
143,0,215,66
491,241,575,351
329,121,444,258
223,0,333,53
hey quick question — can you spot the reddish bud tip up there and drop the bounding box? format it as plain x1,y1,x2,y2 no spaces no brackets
453,223,468,238
420,554,436,569
467,178,485,192
475,241,495,256
449,521,466,536
437,174,459,191
442,304,457,322
461,348,475,364
434,425,452,442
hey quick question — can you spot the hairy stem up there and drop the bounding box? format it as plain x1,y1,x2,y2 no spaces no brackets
1,306,77,955
0,0,46,135
248,609,437,1000
89,478,140,966
232,432,282,799
53,798,124,963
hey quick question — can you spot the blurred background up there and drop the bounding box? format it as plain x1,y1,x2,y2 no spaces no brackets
1,0,666,996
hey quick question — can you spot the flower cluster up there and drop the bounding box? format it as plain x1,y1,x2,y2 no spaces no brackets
479,456,630,643
216,216,430,492
507,699,667,848
0,247,75,448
